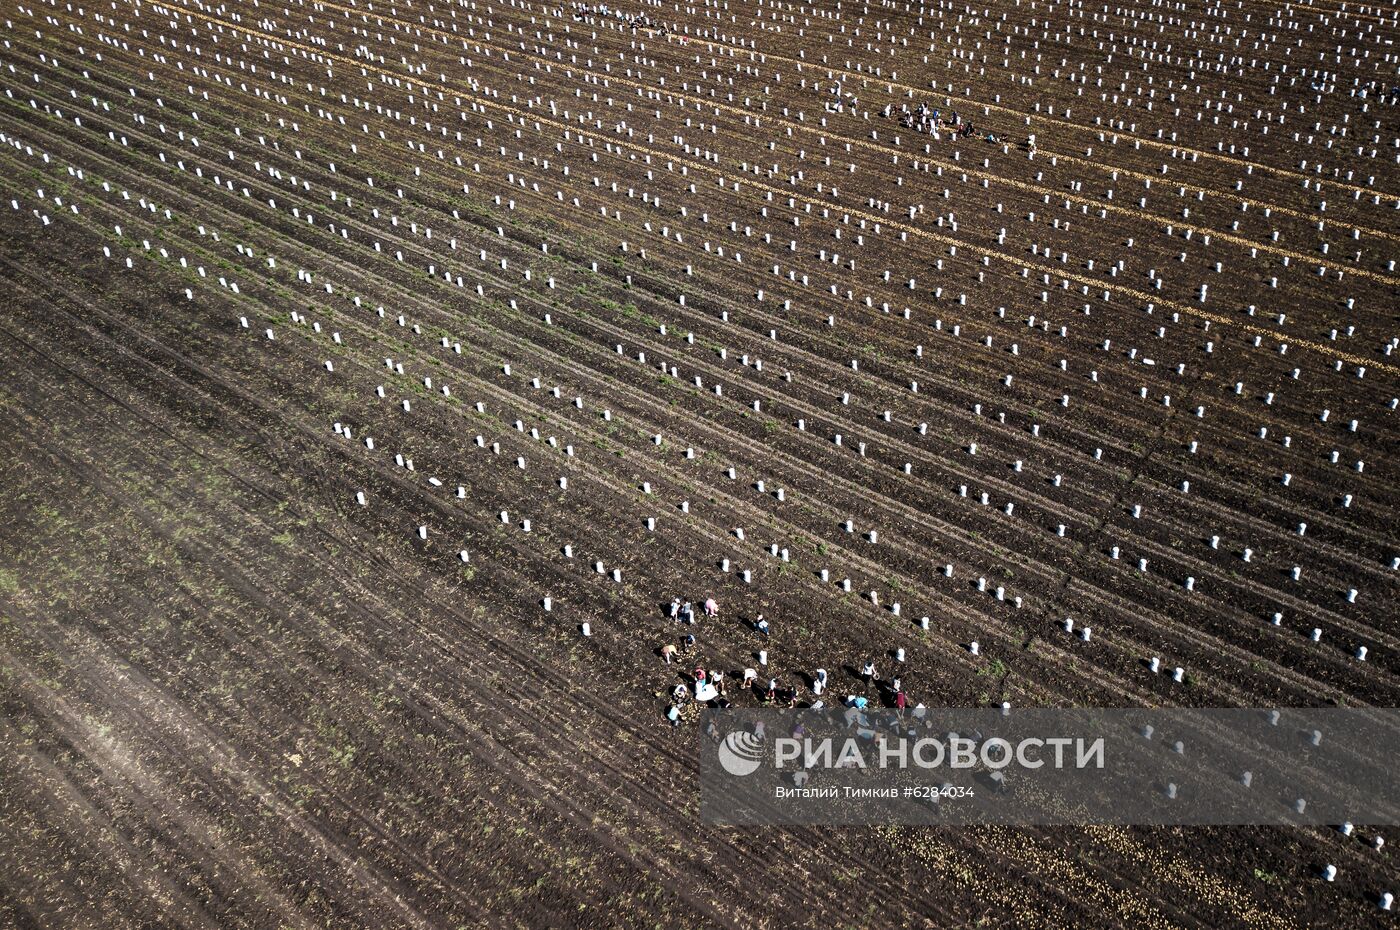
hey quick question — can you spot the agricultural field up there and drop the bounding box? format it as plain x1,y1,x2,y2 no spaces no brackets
0,0,1397,924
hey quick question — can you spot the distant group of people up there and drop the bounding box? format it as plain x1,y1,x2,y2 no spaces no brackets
667,664,804,723
883,100,999,143
654,595,920,725
1358,80,1400,101
570,2,671,33
667,596,718,625
658,600,814,725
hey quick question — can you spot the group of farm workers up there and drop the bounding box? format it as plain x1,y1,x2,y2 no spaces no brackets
883,100,1003,144
657,596,913,726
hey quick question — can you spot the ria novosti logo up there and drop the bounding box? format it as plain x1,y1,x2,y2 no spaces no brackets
717,730,766,776
715,726,1106,777
703,709,1400,826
